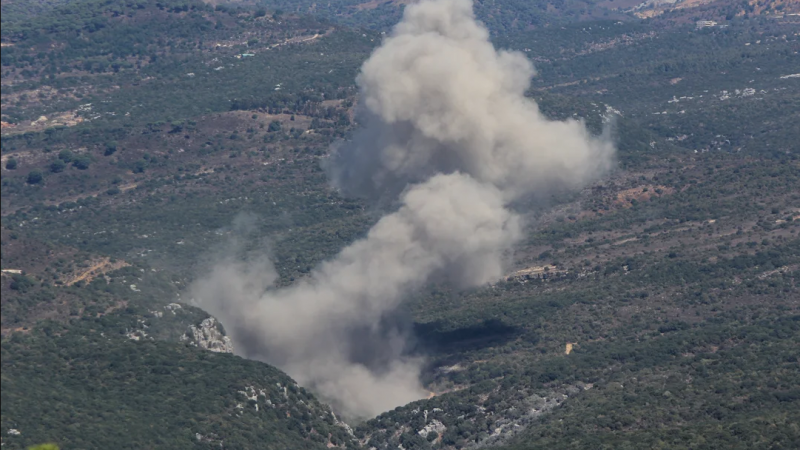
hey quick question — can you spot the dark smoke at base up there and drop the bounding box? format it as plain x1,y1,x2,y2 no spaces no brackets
191,0,614,419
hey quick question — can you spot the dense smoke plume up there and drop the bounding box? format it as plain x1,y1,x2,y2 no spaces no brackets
192,0,614,418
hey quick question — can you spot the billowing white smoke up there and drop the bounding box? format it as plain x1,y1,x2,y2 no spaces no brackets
192,0,614,418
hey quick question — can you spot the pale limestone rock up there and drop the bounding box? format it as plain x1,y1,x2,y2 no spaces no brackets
181,317,233,353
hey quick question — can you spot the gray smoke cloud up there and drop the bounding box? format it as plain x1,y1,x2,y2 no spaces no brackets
329,0,614,199
191,0,614,418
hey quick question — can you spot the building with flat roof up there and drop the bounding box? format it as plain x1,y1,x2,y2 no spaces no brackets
696,20,718,29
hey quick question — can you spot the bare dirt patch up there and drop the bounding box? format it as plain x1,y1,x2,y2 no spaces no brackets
63,257,130,286
613,184,673,207
1,110,84,136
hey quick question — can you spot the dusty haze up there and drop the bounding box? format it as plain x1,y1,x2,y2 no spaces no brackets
192,0,615,418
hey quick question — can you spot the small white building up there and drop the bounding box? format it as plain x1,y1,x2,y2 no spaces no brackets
696,20,718,29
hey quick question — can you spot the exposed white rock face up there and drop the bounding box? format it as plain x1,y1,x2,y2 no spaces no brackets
125,329,148,341
418,419,446,438
331,411,355,437
165,303,183,314
181,317,233,353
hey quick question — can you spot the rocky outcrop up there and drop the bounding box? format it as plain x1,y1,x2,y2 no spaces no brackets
181,317,233,353
417,419,446,438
